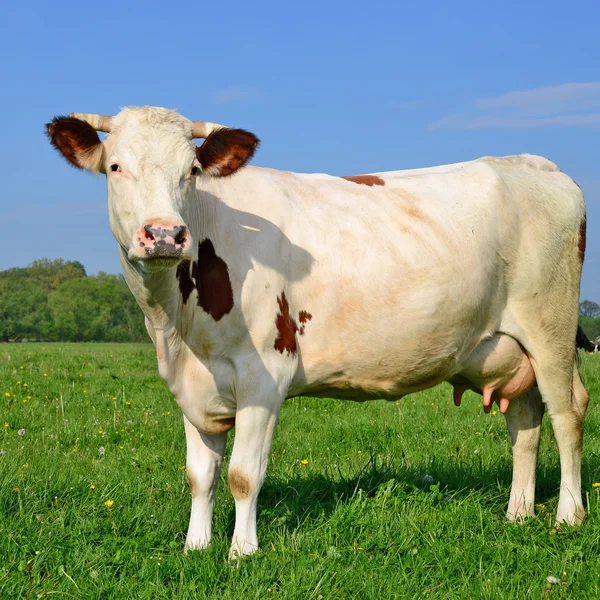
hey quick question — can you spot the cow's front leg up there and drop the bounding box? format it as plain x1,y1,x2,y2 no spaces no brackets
227,403,281,560
183,415,228,552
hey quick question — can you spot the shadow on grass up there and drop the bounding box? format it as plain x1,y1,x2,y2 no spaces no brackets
241,455,589,529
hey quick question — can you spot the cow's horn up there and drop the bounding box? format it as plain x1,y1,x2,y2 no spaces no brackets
191,121,225,139
70,113,113,133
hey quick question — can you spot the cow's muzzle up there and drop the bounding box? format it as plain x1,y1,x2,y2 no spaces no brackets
132,220,190,261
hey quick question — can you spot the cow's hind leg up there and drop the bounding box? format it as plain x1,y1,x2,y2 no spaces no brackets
542,362,587,525
183,416,228,552
519,341,587,525
503,388,544,521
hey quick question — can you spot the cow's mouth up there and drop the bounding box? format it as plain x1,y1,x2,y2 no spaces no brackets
130,254,183,273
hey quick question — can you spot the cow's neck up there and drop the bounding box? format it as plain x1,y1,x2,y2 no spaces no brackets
119,248,182,330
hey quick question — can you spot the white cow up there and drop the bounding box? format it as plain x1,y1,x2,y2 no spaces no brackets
46,107,589,559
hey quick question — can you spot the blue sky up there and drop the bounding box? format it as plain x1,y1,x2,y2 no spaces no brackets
2,0,600,300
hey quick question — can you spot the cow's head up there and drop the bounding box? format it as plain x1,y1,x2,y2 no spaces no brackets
46,107,259,271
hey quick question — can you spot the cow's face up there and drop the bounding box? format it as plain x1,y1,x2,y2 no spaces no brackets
46,107,258,272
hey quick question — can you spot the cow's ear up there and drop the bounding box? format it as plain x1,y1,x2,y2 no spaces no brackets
45,116,106,173
196,128,259,177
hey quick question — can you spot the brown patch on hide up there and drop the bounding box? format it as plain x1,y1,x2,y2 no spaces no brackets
201,417,235,435
45,116,103,170
274,292,298,357
342,175,385,187
196,128,259,177
192,239,234,320
186,471,198,497
229,468,251,500
298,310,312,335
176,260,194,304
579,217,587,263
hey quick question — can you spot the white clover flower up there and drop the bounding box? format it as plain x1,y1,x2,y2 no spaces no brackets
17,428,25,436
474,449,479,455
98,446,105,456
546,576,560,585
423,474,434,484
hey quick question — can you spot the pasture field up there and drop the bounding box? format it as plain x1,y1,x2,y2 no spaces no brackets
1,344,600,599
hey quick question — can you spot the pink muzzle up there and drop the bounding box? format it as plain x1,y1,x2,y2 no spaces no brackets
136,221,189,259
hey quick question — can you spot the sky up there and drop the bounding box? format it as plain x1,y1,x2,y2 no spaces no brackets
1,0,600,300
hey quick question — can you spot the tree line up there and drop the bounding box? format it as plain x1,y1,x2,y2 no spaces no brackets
0,259,147,342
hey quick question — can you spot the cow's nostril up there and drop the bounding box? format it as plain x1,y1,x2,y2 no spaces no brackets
174,227,187,245
144,225,155,241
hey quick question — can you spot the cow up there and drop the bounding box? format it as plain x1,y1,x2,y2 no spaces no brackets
576,325,598,353
46,107,589,559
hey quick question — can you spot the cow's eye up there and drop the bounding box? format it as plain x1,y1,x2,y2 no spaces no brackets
110,164,121,173
191,166,200,176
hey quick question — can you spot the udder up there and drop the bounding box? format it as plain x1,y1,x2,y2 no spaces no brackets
451,334,536,414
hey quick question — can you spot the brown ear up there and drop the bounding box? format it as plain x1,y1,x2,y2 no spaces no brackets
196,128,259,177
45,116,105,173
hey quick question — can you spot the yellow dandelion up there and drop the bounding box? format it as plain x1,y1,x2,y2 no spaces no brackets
27,396,31,400
179,465,186,470
98,428,103,434
13,487,19,493
72,446,78,453
43,374,47,377
476,432,481,435
491,410,497,415
23,383,27,387
592,483,600,488
20,366,23,369
3,423,8,428
5,393,10,397
23,399,28,403
104,499,114,508
301,459,309,465
22,463,29,469
89,484,96,490
125,401,131,406
112,397,117,401
79,374,82,377
119,446,124,449
17,381,21,385
83,390,87,393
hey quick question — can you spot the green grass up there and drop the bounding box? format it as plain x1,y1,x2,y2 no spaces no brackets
1,344,600,599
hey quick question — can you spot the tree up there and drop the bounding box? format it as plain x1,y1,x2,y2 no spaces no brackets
579,300,600,318
28,258,86,292
0,276,53,341
48,274,146,342
0,259,146,342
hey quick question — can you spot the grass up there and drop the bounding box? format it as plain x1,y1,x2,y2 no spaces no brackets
1,343,600,598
